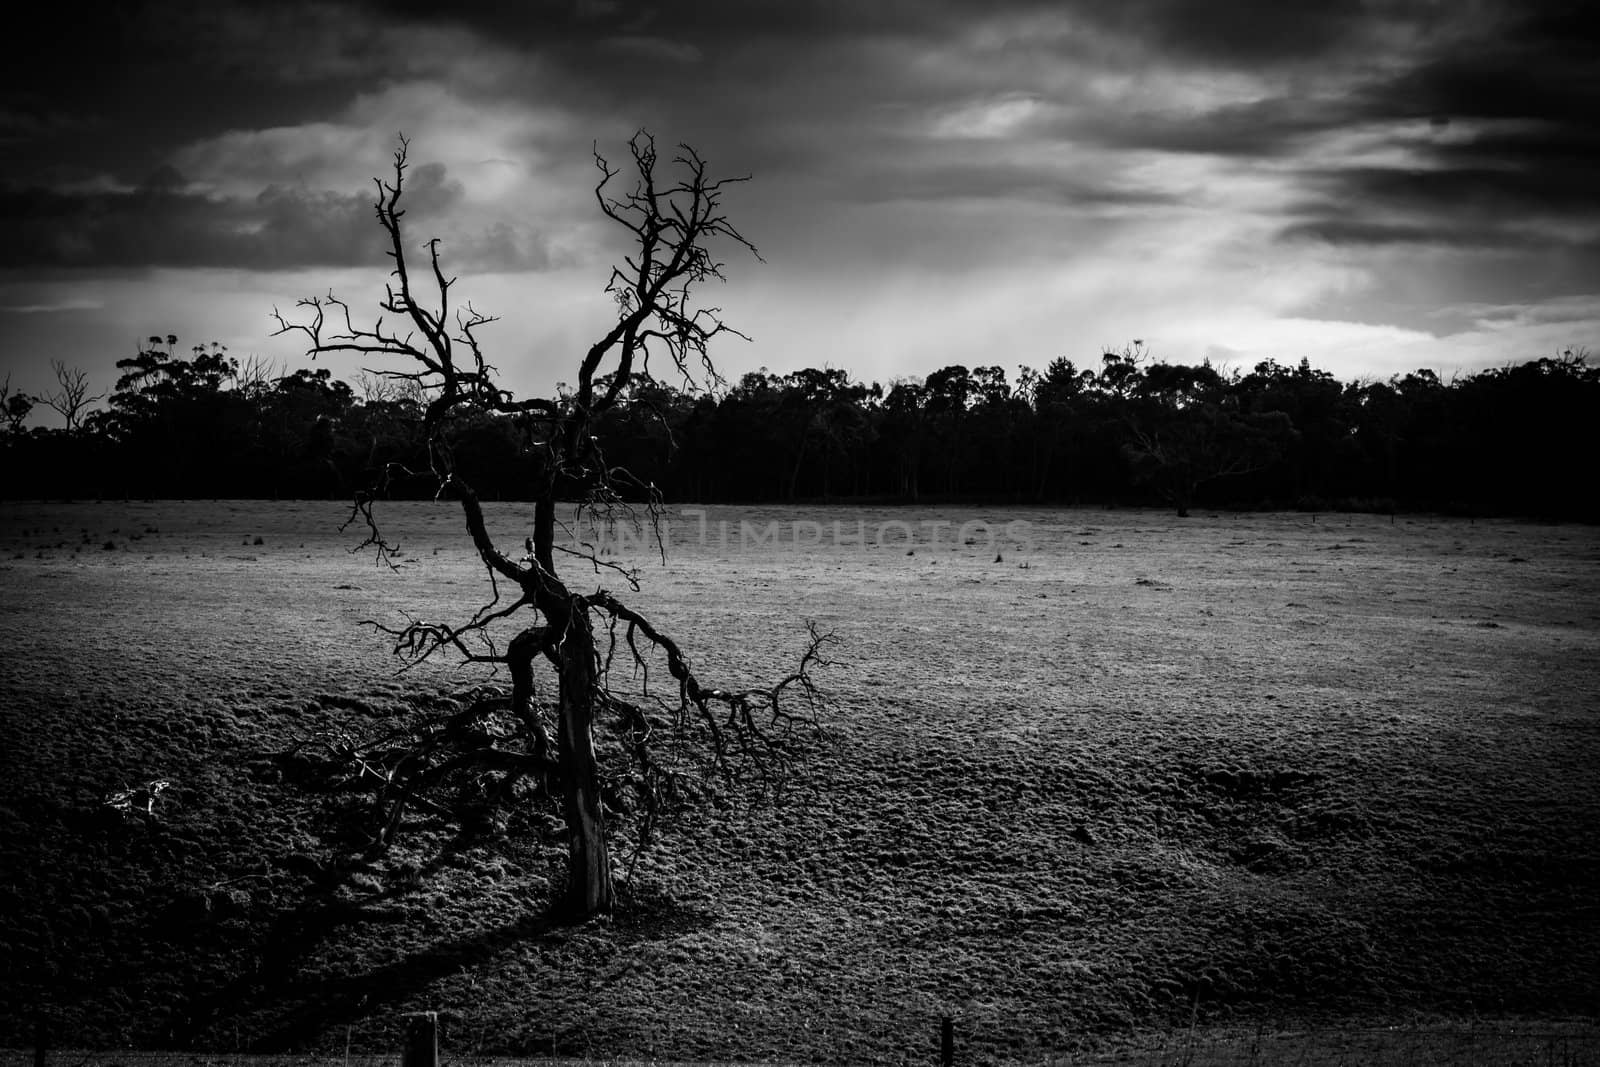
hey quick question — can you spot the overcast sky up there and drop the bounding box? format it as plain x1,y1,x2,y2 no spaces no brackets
3,0,1597,419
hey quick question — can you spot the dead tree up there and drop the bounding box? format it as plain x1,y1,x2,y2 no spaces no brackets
274,134,831,919
38,360,104,430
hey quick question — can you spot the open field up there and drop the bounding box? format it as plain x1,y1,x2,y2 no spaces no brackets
1,501,1597,1064
7,1021,1600,1067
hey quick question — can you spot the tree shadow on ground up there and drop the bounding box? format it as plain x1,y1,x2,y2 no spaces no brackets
170,869,716,1051
233,905,560,1051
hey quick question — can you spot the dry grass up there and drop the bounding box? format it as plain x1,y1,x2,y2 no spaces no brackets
1,501,1597,1064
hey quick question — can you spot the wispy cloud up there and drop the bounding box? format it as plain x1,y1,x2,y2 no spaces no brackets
0,298,104,314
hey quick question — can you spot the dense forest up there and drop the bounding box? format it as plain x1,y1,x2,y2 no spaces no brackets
2,337,1596,519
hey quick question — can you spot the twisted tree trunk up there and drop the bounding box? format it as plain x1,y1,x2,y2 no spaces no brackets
554,605,614,915
530,491,615,914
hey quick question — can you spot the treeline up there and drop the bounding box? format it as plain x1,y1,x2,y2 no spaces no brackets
3,337,1596,519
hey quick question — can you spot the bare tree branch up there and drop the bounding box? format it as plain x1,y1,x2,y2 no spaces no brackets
37,360,104,430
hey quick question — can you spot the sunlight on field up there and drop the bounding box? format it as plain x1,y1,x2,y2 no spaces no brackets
1,502,1597,1061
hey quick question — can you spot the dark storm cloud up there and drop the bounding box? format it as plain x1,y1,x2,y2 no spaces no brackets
1274,1,1600,254
1084,0,1379,65
8,0,1597,272
1374,3,1597,123
385,0,1376,60
357,0,965,44
1279,217,1569,252
1068,97,1357,159
0,161,551,272
456,0,1595,259
0,181,383,270
4,4,361,185
1307,163,1600,225
1058,1,1595,162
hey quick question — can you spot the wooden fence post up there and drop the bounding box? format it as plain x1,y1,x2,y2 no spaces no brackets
941,1015,954,1067
402,1011,439,1067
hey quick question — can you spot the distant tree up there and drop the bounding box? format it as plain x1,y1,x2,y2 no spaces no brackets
1123,402,1291,516
250,367,358,497
1348,377,1406,507
779,367,876,497
36,360,104,431
1026,356,1100,501
275,135,831,919
588,371,693,494
1116,349,1292,516
922,365,977,494
880,378,928,500
1383,367,1451,508
1034,356,1096,409
1234,358,1353,503
1094,340,1148,399
1448,349,1599,518
353,369,423,405
103,337,240,430
337,386,428,494
0,374,34,434
703,370,790,498
966,365,1029,497
235,354,283,399
90,337,253,495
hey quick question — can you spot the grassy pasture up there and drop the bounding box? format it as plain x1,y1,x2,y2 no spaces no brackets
1,501,1597,1064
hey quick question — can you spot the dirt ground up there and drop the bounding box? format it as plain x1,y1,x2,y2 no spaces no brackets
1,500,1596,1063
